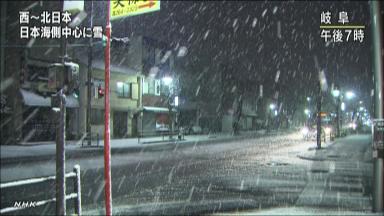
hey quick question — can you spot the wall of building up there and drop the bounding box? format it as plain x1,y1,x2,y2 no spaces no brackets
91,68,140,109
79,67,142,139
125,36,143,72
141,112,157,134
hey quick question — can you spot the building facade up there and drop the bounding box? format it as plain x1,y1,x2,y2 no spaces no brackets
75,35,177,139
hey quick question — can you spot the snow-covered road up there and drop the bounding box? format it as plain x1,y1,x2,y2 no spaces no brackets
1,133,373,215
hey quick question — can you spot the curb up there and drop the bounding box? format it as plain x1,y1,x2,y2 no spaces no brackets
1,130,292,165
296,154,327,161
295,140,340,162
0,135,255,165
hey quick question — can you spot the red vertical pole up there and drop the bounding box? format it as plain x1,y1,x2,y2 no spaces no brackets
104,1,112,215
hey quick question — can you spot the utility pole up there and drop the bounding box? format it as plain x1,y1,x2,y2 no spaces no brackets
55,89,66,216
0,1,6,83
104,1,112,215
370,0,383,213
336,95,341,137
316,83,322,149
168,81,175,140
168,98,173,140
86,0,94,146
313,55,322,149
56,2,68,214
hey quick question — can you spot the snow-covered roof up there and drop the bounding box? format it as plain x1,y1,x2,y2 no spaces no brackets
20,89,79,108
143,106,176,113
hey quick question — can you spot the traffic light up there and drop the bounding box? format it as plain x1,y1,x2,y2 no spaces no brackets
48,62,79,94
97,84,104,98
65,62,79,94
102,35,107,47
73,88,79,99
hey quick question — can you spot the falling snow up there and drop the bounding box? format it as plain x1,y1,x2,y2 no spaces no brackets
0,1,376,215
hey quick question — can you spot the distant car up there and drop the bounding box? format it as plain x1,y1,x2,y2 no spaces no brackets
301,125,332,141
301,126,316,140
183,125,202,135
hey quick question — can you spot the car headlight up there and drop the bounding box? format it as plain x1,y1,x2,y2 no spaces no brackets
348,123,357,130
301,127,309,135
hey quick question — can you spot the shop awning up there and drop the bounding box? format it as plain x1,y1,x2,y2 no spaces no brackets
20,89,79,108
143,106,176,113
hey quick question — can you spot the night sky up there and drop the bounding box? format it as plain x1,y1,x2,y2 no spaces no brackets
5,1,376,107
105,1,374,102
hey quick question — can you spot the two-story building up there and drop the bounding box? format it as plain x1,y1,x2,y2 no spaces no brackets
73,35,143,139
1,36,81,143
74,35,176,139
139,36,176,136
1,2,177,144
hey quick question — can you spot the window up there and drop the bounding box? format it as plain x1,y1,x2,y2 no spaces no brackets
117,82,131,98
155,80,161,95
143,78,161,96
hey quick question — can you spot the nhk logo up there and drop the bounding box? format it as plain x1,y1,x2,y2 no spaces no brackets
14,201,37,208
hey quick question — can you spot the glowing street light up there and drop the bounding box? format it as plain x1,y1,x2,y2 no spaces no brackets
341,102,345,111
269,104,276,110
332,89,340,98
174,96,179,107
304,109,310,115
162,76,173,86
346,91,355,100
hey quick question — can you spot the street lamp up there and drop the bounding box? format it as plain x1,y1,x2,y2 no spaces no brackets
174,96,179,107
341,102,345,111
346,91,355,100
332,89,341,137
345,91,359,126
305,97,312,126
162,75,179,140
304,108,310,127
162,76,173,86
161,75,174,139
332,89,340,98
268,103,276,131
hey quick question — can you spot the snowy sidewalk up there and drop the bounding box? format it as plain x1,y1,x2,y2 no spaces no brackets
296,135,373,163
1,130,273,165
294,134,373,212
217,206,382,215
296,138,336,161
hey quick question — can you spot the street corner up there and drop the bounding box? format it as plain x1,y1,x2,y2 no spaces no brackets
229,207,381,215
296,147,329,161
297,153,327,162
